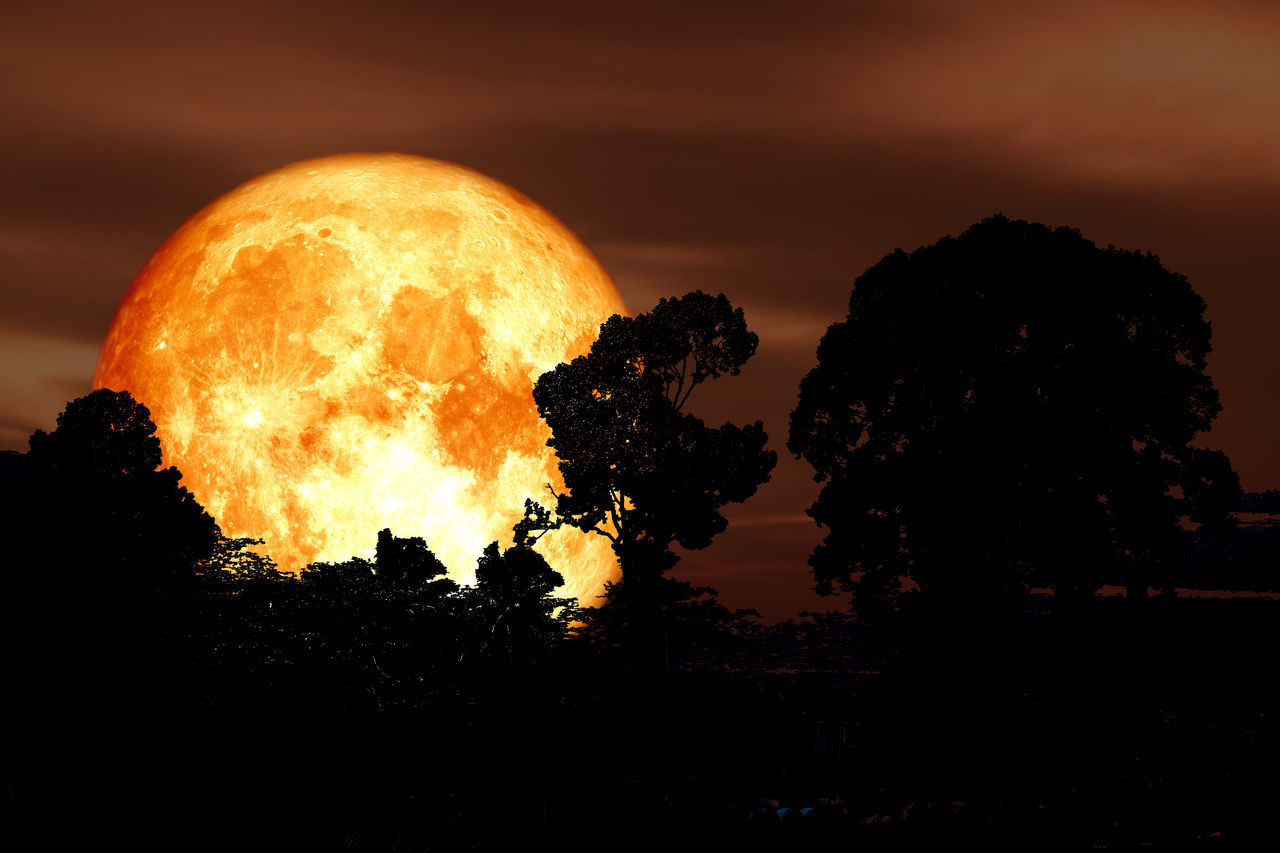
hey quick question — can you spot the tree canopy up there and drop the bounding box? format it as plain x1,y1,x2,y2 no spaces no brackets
27,388,217,596
3,389,220,772
468,541,577,667
532,291,776,599
788,215,1239,611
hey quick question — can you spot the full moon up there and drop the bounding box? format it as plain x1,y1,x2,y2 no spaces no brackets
93,153,625,603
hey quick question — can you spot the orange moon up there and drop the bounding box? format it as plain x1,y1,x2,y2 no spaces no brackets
93,153,624,603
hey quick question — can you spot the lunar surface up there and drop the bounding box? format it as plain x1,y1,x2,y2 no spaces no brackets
93,153,626,602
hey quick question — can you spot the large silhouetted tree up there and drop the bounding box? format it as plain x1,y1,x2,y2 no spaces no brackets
788,216,1239,616
532,291,776,604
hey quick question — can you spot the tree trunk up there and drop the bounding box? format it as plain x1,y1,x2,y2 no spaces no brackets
613,540,663,668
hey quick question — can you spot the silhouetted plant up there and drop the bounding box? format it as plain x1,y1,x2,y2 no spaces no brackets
375,526,451,589
286,530,463,713
464,540,578,668
17,389,216,673
196,534,292,591
1,388,219,802
788,216,1240,619
28,388,217,599
531,291,776,604
189,535,298,709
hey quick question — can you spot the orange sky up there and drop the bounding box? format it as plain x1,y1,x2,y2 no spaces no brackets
4,0,1279,618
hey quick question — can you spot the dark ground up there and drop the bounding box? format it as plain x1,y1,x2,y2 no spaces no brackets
7,591,1278,852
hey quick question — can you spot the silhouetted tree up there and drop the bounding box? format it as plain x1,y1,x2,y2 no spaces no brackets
2,389,219,840
12,390,216,686
788,216,1239,618
532,291,776,605
466,540,577,668
28,388,217,599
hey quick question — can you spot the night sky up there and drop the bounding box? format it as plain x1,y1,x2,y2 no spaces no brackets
4,0,1279,618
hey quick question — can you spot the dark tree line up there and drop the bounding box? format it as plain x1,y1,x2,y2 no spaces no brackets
0,221,1249,723
3,217,1271,849
8,225,1241,698
2,288,781,736
0,390,594,729
0,315,775,848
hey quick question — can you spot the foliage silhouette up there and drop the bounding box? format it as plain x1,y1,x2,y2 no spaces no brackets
188,533,299,717
2,390,222,848
28,388,218,600
286,529,462,714
531,291,776,604
375,525,451,588
466,540,577,668
196,533,291,589
0,383,1275,849
7,389,217,705
789,215,1240,618
189,520,585,720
